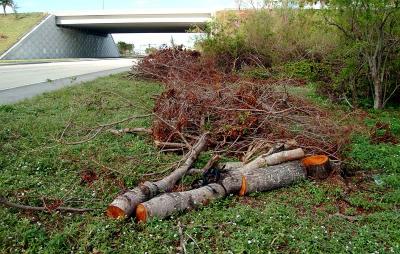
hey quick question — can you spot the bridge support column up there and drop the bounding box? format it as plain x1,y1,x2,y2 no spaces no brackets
0,15,120,60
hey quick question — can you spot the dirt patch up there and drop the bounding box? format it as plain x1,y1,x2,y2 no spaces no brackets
80,170,98,185
370,121,398,144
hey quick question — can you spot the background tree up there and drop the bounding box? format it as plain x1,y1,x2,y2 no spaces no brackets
326,0,400,109
1,0,15,16
117,41,133,56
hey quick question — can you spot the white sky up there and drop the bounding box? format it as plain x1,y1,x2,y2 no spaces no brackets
112,33,204,52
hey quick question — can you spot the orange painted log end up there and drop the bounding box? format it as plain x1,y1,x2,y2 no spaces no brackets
106,205,127,219
301,155,329,167
239,175,247,196
136,204,148,222
301,155,331,180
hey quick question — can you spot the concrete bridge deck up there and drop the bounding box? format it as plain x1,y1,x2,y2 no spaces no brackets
55,10,212,33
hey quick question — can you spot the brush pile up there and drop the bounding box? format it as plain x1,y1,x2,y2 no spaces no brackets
105,48,349,222
131,48,349,160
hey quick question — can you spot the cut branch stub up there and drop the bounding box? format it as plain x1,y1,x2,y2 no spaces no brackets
301,155,331,180
107,133,209,219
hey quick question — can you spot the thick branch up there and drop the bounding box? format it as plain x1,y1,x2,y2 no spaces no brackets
136,161,306,222
107,133,209,219
240,148,305,171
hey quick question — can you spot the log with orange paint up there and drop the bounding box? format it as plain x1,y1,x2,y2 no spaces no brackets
107,138,331,222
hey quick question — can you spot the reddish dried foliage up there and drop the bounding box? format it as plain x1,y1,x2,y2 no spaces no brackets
80,170,98,185
370,122,398,145
133,48,351,159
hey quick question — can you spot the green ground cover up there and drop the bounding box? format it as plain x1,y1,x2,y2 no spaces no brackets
0,13,46,55
0,74,399,253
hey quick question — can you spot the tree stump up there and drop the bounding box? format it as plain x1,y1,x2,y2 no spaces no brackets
301,155,331,180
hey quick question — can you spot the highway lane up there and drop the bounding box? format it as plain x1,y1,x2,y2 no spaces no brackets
0,58,135,91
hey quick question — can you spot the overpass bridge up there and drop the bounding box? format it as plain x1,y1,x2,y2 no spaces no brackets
0,11,212,60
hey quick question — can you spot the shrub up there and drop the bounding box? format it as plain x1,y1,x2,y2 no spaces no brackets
196,9,340,70
325,0,400,109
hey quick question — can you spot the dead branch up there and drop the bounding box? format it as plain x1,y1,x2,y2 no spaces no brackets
107,133,209,219
60,114,153,145
109,128,152,136
177,221,187,254
329,212,360,222
0,197,93,213
154,141,190,150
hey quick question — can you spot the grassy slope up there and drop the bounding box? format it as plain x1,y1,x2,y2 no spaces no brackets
0,13,46,55
0,74,399,253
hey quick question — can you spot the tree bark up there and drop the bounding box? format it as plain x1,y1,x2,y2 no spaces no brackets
136,183,226,222
373,76,384,109
239,161,306,196
240,148,305,171
136,161,306,222
107,133,209,219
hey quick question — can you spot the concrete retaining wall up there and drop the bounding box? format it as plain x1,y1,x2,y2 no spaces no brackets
0,15,119,60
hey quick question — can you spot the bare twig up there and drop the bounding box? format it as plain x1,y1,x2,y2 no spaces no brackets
177,221,187,254
154,141,190,150
60,114,152,145
329,212,360,222
109,128,152,136
0,197,93,213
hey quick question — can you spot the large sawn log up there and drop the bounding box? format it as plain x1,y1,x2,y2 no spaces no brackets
136,161,307,222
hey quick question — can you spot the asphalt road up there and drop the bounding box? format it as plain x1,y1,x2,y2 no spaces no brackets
0,59,135,104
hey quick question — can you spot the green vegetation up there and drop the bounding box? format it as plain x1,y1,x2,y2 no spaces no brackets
117,41,134,56
327,0,400,109
198,2,400,109
0,12,46,55
0,73,399,253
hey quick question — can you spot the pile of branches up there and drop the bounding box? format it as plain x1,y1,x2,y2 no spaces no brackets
132,48,349,160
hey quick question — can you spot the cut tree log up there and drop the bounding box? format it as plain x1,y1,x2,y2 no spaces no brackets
136,183,226,222
239,161,306,196
301,155,331,180
107,133,209,219
240,148,305,171
136,161,306,222
217,148,304,172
